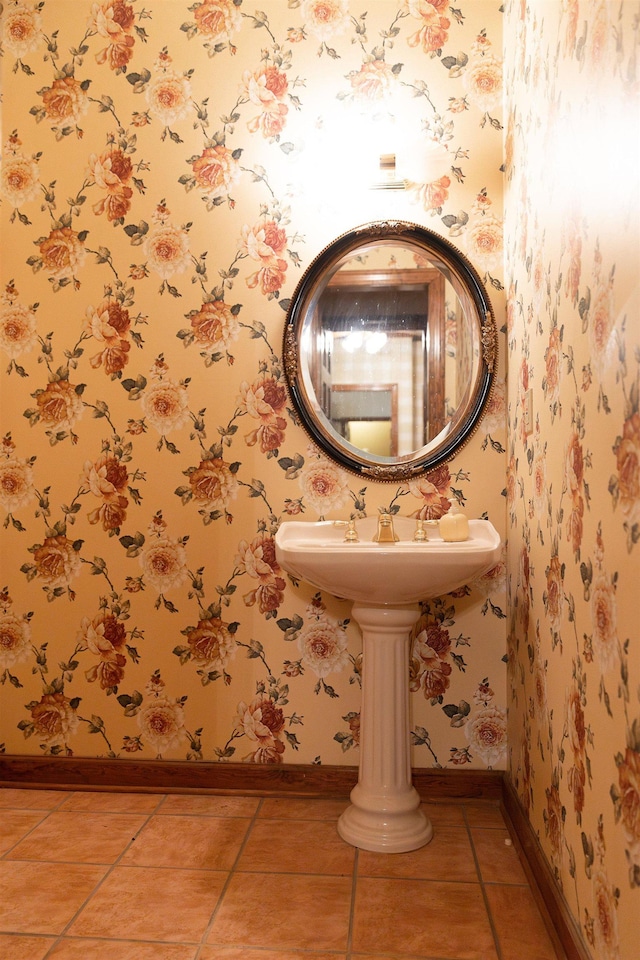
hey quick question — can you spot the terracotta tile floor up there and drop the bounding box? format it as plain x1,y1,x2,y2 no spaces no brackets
0,788,565,960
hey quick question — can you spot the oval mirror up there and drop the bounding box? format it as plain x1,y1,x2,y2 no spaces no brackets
282,220,497,481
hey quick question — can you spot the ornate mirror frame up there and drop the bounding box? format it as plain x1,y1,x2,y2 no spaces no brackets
282,220,497,481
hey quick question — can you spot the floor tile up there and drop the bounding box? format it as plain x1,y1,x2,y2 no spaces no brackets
0,811,47,855
67,866,225,942
7,812,148,864
258,797,350,821
158,794,260,818
199,950,343,960
463,800,506,828
0,789,69,810
0,861,107,935
207,872,352,952
485,884,560,960
46,938,199,959
357,825,479,882
58,791,163,814
0,934,56,959
471,828,529,884
421,801,468,827
237,818,355,875
119,814,251,870
351,877,499,959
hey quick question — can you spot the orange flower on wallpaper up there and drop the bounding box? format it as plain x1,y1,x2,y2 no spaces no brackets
80,449,130,532
1,149,41,214
298,453,351,516
146,54,193,130
347,58,398,101
241,63,290,140
30,534,83,593
84,298,132,375
137,690,187,757
184,617,237,674
37,227,87,284
188,299,240,355
613,412,640,535
237,373,288,453
235,531,285,615
302,0,349,43
0,451,36,518
404,0,451,54
0,300,38,366
234,693,286,763
87,147,135,222
185,0,242,51
186,457,239,515
407,174,451,214
297,614,349,679
38,76,90,133
411,620,453,700
407,464,451,520
2,1,43,62
27,692,79,750
239,217,289,298
139,533,189,595
0,606,32,673
89,0,137,72
140,376,190,435
465,704,507,768
144,221,192,280
77,610,128,690
189,145,241,202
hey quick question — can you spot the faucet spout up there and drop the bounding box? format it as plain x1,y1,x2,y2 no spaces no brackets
373,512,399,543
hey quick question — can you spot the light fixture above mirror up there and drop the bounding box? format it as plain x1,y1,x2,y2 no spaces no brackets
282,220,497,481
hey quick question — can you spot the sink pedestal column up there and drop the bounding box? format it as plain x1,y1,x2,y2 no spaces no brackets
337,602,433,853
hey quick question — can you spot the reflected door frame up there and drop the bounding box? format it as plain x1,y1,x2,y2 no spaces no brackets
331,382,399,457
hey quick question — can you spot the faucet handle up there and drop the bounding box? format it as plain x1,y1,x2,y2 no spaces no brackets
333,519,359,542
413,519,428,542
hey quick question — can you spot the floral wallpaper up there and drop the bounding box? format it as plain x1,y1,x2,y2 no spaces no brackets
503,1,640,959
0,1,507,775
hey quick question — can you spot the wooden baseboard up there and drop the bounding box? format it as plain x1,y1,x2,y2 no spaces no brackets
0,755,588,960
501,777,591,960
0,754,502,799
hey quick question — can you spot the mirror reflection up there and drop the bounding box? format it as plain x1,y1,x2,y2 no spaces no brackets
284,221,496,480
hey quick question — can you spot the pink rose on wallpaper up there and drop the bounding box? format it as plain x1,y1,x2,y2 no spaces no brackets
40,76,90,127
465,214,503,271
3,2,43,59
590,870,621,960
193,0,242,43
186,617,236,671
89,1,136,71
0,611,32,669
298,616,349,678
240,219,289,297
137,695,186,756
404,0,451,54
591,569,619,674
191,146,241,199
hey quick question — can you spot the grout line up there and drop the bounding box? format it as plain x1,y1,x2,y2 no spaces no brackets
462,804,504,960
344,845,359,960
194,795,265,958
40,802,160,960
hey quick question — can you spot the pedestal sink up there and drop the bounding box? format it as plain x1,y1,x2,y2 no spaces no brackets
275,515,502,853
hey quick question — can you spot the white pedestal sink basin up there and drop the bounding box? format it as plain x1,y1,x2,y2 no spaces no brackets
275,515,502,853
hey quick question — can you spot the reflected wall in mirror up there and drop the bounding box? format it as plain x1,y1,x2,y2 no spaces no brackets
283,221,497,481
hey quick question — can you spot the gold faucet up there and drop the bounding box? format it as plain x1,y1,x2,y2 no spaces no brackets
373,512,399,543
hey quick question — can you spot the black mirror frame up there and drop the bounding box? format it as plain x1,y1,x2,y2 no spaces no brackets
282,220,497,481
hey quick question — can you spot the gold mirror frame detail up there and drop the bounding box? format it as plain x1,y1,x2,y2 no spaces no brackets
282,220,497,481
